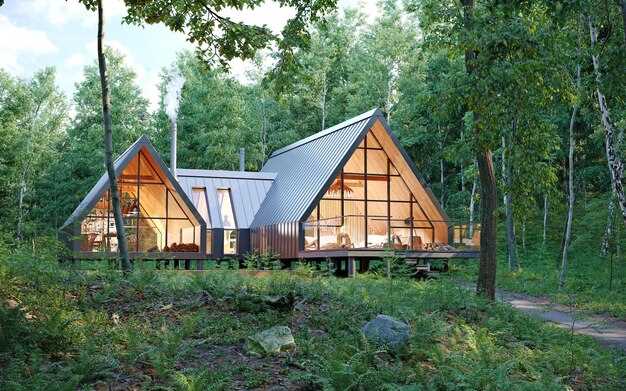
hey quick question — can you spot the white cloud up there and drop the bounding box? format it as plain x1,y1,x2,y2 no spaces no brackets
16,0,127,28
0,15,58,74
65,53,84,68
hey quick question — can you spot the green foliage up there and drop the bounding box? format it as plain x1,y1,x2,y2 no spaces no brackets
243,248,280,270
452,195,626,318
1,243,625,389
122,0,339,78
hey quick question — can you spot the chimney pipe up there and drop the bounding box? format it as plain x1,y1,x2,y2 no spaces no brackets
170,121,177,179
239,148,245,172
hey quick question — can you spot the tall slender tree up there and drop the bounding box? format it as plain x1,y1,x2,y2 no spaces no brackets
560,15,583,291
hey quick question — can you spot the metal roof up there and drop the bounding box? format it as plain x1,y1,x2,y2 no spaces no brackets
176,169,276,229
250,109,379,228
250,108,451,228
60,135,206,231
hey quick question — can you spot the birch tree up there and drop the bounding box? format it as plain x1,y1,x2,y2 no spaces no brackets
588,15,626,227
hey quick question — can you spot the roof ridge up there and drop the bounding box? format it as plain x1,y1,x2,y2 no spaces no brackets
177,168,277,180
268,108,381,158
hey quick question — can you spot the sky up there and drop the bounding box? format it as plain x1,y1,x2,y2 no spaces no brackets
0,0,378,112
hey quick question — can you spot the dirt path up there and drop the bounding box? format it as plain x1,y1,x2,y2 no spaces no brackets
493,289,626,353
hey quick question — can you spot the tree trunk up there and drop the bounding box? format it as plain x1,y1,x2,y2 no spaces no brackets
542,195,548,250
17,98,45,242
621,1,626,53
469,176,477,238
461,0,497,300
602,197,615,257
439,125,445,208
460,131,465,192
321,82,327,131
387,75,392,123
522,216,526,251
98,0,131,273
476,149,498,300
502,135,517,270
589,16,626,227
461,164,465,192
618,215,622,264
17,165,28,242
560,18,582,290
260,92,268,164
559,104,577,291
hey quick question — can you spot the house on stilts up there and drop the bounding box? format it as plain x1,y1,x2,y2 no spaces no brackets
61,109,480,274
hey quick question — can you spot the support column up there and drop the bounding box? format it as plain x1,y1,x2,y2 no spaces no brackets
359,259,368,273
197,260,203,270
348,257,356,277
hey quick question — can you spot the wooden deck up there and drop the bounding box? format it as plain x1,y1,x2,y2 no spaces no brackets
75,251,206,260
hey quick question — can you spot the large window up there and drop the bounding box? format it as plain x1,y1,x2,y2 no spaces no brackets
304,131,437,251
217,189,236,229
79,149,201,254
217,188,238,255
192,188,212,254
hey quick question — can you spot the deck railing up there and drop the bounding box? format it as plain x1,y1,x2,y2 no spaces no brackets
303,218,481,251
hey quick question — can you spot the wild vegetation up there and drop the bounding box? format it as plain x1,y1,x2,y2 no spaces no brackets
1,247,625,390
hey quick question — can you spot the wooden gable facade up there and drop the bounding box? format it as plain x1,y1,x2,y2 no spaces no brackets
61,136,207,260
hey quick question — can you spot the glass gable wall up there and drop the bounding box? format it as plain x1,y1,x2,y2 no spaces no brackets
304,131,439,251
79,148,201,254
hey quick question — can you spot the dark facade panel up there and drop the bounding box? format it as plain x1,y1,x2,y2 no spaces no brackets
251,221,299,259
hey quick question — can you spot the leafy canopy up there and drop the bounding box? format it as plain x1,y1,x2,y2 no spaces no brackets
121,0,338,73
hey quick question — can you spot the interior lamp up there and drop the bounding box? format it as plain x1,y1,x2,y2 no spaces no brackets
327,180,354,197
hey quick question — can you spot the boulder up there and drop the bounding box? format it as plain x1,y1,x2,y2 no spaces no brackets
244,326,296,357
362,315,410,352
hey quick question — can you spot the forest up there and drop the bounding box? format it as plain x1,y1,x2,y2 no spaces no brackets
1,0,626,389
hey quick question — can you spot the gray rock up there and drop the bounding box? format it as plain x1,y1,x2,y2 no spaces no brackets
244,326,296,357
362,315,410,352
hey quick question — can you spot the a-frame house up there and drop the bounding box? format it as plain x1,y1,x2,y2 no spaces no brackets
61,136,207,260
249,108,467,261
62,109,478,268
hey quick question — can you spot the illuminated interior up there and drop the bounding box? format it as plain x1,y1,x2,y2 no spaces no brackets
304,130,447,251
79,148,202,253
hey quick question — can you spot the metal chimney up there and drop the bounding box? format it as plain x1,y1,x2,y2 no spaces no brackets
239,148,245,172
170,121,177,179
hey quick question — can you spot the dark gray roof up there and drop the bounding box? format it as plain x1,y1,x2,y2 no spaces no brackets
60,135,206,231
177,169,276,229
250,108,451,228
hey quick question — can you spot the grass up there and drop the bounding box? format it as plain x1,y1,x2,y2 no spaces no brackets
1,242,626,390
450,196,626,319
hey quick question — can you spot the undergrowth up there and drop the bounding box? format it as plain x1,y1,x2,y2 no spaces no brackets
450,196,626,319
1,241,625,390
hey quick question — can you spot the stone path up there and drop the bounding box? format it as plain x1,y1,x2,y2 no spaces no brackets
493,289,626,353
